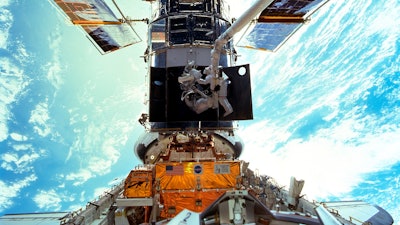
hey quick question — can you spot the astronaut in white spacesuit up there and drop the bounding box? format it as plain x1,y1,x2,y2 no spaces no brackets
178,62,213,114
178,62,233,117
199,66,233,117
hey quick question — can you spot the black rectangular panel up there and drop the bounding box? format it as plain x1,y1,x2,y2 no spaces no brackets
149,65,253,123
222,64,253,120
149,67,167,122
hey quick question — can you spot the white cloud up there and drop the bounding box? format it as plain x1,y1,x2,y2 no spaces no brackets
29,100,52,137
65,169,93,186
0,2,32,143
88,153,118,175
44,61,63,90
364,0,400,38
0,5,12,49
33,189,65,211
0,0,10,8
45,25,64,90
11,143,32,151
63,124,123,185
79,191,85,202
88,157,113,175
1,151,40,173
108,177,124,186
9,132,28,141
0,58,29,142
239,113,400,200
63,92,140,185
0,174,37,212
93,187,109,200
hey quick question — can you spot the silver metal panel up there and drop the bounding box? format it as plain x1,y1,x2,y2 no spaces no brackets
315,205,343,225
116,198,153,207
166,48,212,67
0,213,68,225
322,201,379,224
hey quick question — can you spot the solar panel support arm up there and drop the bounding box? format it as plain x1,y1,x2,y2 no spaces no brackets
210,0,274,76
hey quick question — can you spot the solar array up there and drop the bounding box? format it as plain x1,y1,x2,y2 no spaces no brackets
237,0,330,51
53,0,141,54
52,0,329,53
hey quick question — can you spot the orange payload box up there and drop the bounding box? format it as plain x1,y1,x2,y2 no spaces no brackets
124,167,154,198
155,161,241,217
156,161,240,190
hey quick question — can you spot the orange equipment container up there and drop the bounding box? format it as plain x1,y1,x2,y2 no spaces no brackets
124,166,154,198
155,161,241,218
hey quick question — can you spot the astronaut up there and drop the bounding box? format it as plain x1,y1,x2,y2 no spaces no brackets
179,62,233,117
198,66,233,117
178,61,213,114
178,61,202,85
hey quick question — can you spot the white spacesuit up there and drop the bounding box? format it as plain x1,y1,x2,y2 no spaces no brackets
199,66,233,117
178,62,213,114
178,62,233,117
